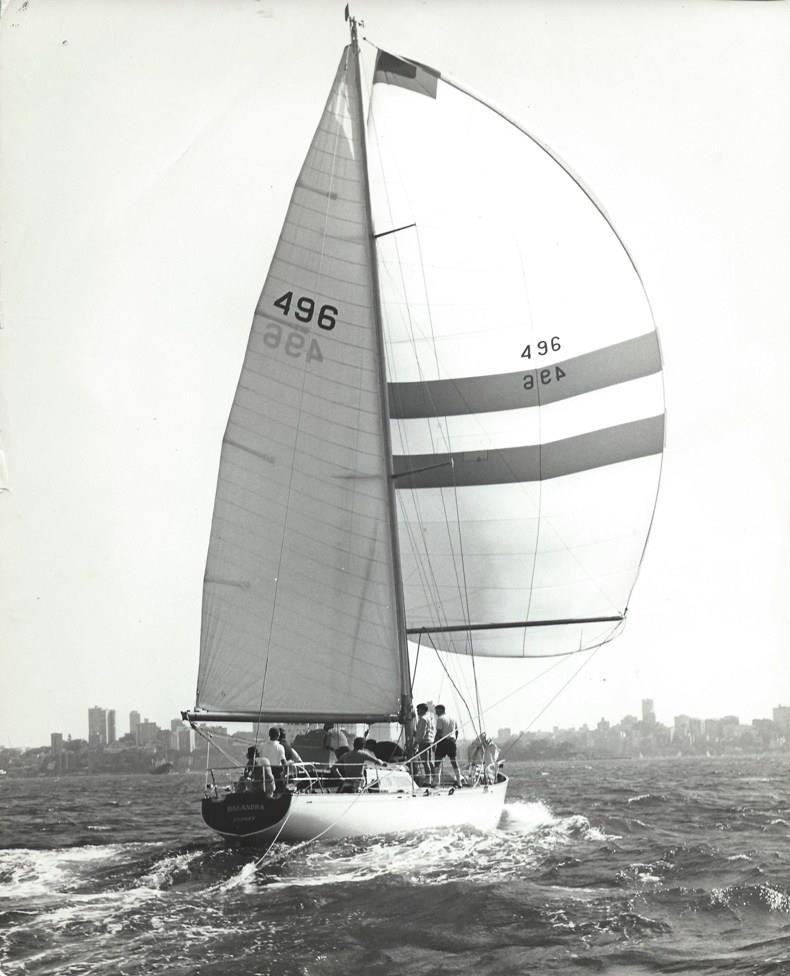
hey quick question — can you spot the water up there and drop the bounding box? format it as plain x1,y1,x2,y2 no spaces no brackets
2,755,789,975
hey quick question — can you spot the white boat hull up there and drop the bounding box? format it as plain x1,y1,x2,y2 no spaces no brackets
203,776,509,844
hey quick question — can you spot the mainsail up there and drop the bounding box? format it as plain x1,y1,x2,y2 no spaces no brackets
197,48,402,721
368,51,664,658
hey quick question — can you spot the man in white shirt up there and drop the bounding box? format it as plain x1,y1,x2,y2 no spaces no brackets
414,703,436,781
260,727,287,789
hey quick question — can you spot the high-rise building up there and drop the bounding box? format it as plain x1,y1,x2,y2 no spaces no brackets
51,732,64,754
129,710,141,744
704,718,722,739
721,715,740,740
177,728,195,753
88,706,107,747
773,705,790,731
138,719,159,746
641,699,656,725
107,710,116,744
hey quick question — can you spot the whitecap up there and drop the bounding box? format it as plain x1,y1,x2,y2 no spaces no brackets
499,800,557,834
0,845,127,902
138,850,203,890
218,860,259,892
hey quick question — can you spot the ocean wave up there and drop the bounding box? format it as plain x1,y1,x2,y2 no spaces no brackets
219,860,260,893
617,860,669,886
0,841,215,908
0,843,235,964
576,908,672,938
498,799,557,834
1,801,619,905
138,849,205,890
214,801,620,893
0,844,133,902
710,883,790,914
626,793,665,805
3,758,789,976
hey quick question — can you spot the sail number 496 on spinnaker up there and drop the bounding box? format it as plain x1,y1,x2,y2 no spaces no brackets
522,335,566,389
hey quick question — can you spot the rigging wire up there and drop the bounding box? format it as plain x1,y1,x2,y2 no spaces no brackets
366,72,482,722
365,39,528,726
367,72,489,725
499,645,602,760
427,633,481,742
410,632,422,696
365,40,529,663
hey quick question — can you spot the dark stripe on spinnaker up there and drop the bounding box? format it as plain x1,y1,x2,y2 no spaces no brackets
388,333,661,419
373,50,440,99
392,414,664,488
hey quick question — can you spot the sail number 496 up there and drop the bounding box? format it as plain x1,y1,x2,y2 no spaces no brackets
521,337,561,359
274,291,337,330
521,336,565,389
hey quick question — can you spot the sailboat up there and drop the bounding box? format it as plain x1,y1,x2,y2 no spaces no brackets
182,14,664,844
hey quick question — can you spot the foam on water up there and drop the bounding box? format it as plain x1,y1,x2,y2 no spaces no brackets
0,844,263,976
617,861,666,886
0,841,212,945
215,799,620,893
0,799,627,910
711,883,790,914
138,849,204,890
0,844,131,902
219,860,259,893
499,799,557,833
627,793,665,805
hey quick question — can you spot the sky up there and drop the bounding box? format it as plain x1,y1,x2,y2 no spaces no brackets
2,0,789,748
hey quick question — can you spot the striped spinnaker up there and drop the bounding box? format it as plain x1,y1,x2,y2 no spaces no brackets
370,50,664,657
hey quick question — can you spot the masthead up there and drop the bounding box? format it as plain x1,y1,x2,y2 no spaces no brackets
345,5,363,47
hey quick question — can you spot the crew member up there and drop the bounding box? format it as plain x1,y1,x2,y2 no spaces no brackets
434,704,462,787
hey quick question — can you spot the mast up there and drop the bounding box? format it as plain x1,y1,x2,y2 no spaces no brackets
348,13,413,750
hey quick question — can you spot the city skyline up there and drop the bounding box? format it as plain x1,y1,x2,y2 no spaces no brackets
9,697,788,752
3,695,785,781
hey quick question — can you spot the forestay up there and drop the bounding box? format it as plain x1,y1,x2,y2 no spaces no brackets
197,48,402,719
368,51,665,658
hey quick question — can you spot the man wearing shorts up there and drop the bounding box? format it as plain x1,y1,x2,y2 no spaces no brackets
434,704,461,787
